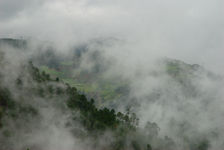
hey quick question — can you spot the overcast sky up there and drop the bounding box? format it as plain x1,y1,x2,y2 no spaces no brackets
0,0,223,73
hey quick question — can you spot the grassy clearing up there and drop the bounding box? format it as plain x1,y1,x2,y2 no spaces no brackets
39,65,127,103
60,61,73,66
40,66,64,78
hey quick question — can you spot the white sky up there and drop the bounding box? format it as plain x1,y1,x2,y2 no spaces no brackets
0,0,223,73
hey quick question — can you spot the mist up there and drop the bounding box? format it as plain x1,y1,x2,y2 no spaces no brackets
1,0,224,73
0,0,224,150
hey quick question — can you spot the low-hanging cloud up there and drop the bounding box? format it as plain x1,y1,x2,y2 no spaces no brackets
0,0,224,73
0,0,224,149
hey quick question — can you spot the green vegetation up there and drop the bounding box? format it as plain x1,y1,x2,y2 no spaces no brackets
39,66,64,78
0,61,150,150
39,64,128,106
0,39,213,150
60,61,73,66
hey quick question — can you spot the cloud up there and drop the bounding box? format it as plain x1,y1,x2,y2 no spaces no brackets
1,0,223,73
1,0,224,149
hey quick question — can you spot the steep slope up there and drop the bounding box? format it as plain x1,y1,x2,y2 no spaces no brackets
0,50,156,150
0,38,220,150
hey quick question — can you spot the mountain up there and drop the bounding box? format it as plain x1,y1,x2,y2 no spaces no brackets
0,55,145,150
0,38,218,150
0,38,27,49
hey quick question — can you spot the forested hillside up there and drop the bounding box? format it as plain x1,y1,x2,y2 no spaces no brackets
0,38,221,150
0,0,223,149
0,52,142,150
0,43,175,150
